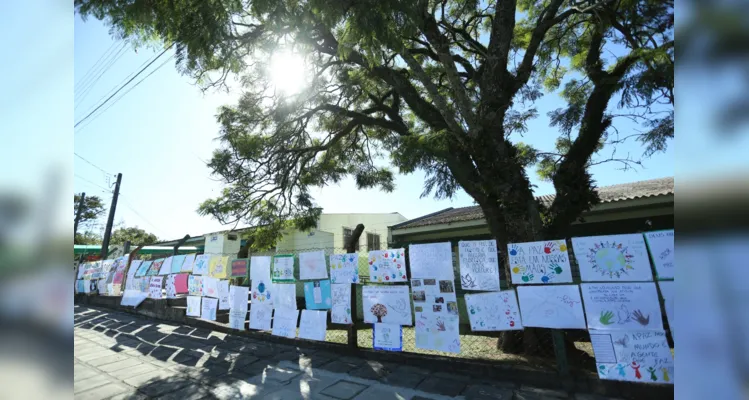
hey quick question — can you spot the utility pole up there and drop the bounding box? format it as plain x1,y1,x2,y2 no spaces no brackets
74,192,86,240
100,173,122,260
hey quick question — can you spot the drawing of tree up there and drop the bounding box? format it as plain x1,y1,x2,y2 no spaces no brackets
371,304,388,323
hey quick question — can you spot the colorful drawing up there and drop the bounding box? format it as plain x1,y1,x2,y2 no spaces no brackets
592,330,673,384
188,275,203,296
250,256,274,305
572,234,653,281
147,259,163,276
465,290,523,331
209,255,230,279
362,285,412,325
303,280,332,310
230,258,249,278
329,254,359,284
165,275,177,298
192,254,211,275
507,239,572,284
580,283,663,331
331,283,352,324
148,276,163,299
368,249,407,283
272,255,295,283
458,240,500,291
180,253,197,273
373,323,402,352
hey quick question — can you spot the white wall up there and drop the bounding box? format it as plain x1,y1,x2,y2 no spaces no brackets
275,229,335,252
317,213,407,250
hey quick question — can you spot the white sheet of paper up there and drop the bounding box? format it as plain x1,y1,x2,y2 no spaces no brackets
458,240,500,291
298,310,327,341
329,254,359,284
202,276,220,298
572,234,653,282
299,250,328,280
644,230,674,279
414,309,461,354
158,256,173,275
409,242,454,280
249,304,272,330
658,280,674,337
250,256,272,280
517,285,586,329
593,330,674,384
120,289,148,307
192,254,211,275
507,239,572,284
373,323,402,351
165,275,177,299
201,297,218,321
362,285,412,325
125,260,141,290
581,282,663,331
186,296,201,317
230,285,249,311
229,310,247,330
331,283,352,324
464,290,523,331
274,283,297,310
217,280,230,310
368,249,407,283
148,276,163,299
181,253,197,272
250,256,274,306
272,308,299,338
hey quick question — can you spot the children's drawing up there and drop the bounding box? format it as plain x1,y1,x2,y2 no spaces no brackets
458,240,500,291
362,285,412,325
516,285,586,329
274,283,297,310
165,275,177,298
249,304,272,331
201,297,218,321
298,310,327,342
250,256,274,305
125,260,142,290
148,276,163,299
111,257,129,285
186,296,201,317
188,275,203,296
373,323,402,351
158,256,173,275
230,258,249,278
217,280,230,310
272,255,295,283
331,283,352,324
202,276,219,298
409,242,455,280
192,254,211,275
170,254,187,274
299,250,328,280
180,254,197,273
572,234,653,282
147,259,163,276
135,260,152,277
368,249,407,283
581,283,663,331
209,255,230,279
329,254,360,284
592,330,673,384
657,280,674,338
304,280,332,310
507,239,572,284
465,290,523,331
229,286,249,330
644,230,674,279
272,308,299,339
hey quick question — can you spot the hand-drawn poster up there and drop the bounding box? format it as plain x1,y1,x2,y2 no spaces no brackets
572,234,653,282
274,283,297,310
272,308,299,339
125,260,142,290
507,240,572,284
412,278,460,353
329,254,360,284
229,286,249,330
170,254,186,274
581,283,663,331
304,280,332,310
362,285,412,325
250,256,274,305
657,280,674,336
299,250,328,280
331,283,352,324
159,256,173,275
249,304,272,331
111,257,129,285
135,260,152,277
644,230,674,280
591,330,674,384
217,280,230,310
409,242,455,280
230,258,249,278
202,276,219,298
188,275,203,296
516,285,586,329
368,249,407,283
192,254,211,275
464,290,523,331
165,275,177,299
120,289,148,307
99,259,114,279
181,253,197,272
209,255,230,279
148,276,163,299
138,276,150,293
201,297,218,321
147,259,164,276
458,240,500,291
186,296,201,317
373,323,403,351
272,255,295,283
298,310,327,342
174,274,189,294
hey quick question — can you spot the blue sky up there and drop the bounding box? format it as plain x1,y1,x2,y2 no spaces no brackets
72,14,675,242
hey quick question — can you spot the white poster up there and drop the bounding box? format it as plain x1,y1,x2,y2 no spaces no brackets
148,276,163,299
120,289,148,307
229,310,247,330
229,286,249,330
217,280,231,310
368,249,407,283
581,283,663,331
186,296,201,317
249,304,273,331
165,275,177,299
464,290,523,331
362,285,412,325
572,234,653,282
516,285,586,329
507,239,572,284
192,254,211,275
409,242,454,280
299,250,328,280
125,260,141,290
411,278,460,353
329,254,360,284
644,230,674,279
658,280,674,336
201,297,218,321
591,330,674,384
181,253,197,272
272,308,299,338
298,310,327,341
272,255,295,283
274,283,297,310
202,276,219,298
250,256,272,280
158,256,173,275
458,240,500,291
331,283,352,324
373,323,402,352
251,256,274,306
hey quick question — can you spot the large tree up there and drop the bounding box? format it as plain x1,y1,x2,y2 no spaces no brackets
110,227,158,247
74,193,106,244
77,0,673,352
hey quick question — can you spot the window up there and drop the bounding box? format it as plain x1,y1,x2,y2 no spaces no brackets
343,228,360,251
367,233,380,251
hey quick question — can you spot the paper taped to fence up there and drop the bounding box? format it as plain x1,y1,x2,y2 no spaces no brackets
572,234,653,282
201,297,218,321
272,308,299,339
159,257,173,275
202,276,219,298
188,275,203,296
298,310,327,342
165,275,177,298
272,255,295,283
170,254,186,274
657,280,674,336
251,256,274,305
409,242,454,280
299,250,328,280
412,277,460,353
362,285,412,325
148,276,163,299
517,285,586,329
274,283,297,310
192,254,211,275
581,283,663,331
507,240,572,284
217,280,230,310
186,296,201,317
229,286,249,330
181,253,196,272
591,330,674,384
644,230,674,279
368,249,407,283
329,254,360,284
331,283,352,324
249,304,272,331
458,240,500,291
373,323,402,351
464,290,522,331
304,280,331,310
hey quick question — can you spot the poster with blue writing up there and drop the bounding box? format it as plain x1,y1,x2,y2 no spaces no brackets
591,330,674,384
508,239,572,284
304,280,332,309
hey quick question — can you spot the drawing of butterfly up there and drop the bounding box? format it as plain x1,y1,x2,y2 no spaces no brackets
614,334,630,348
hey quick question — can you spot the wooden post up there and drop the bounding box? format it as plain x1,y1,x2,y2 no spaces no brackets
345,224,364,349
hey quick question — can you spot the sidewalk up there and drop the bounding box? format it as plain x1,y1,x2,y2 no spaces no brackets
74,305,620,400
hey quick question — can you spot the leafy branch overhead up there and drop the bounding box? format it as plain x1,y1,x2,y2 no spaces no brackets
76,0,673,244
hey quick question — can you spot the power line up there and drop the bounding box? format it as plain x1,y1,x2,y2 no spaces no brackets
74,41,120,91
74,44,174,129
75,42,130,108
74,174,113,193
74,153,113,176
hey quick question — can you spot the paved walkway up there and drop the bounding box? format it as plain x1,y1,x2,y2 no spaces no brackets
74,305,617,400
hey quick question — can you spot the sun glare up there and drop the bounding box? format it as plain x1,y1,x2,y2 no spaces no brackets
268,51,308,95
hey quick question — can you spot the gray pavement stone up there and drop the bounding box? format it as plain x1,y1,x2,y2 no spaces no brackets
74,375,115,394
416,376,466,397
263,366,302,383
433,370,472,382
77,349,120,362
124,369,177,387
319,380,369,400
75,382,133,400
381,372,425,389
108,362,160,379
461,384,515,399
353,385,414,400
74,365,99,382
516,385,568,399
139,376,195,397
87,353,132,367
319,360,359,374
288,375,341,397
97,357,144,372
158,381,217,400
108,391,148,400
348,364,392,381
390,366,430,376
